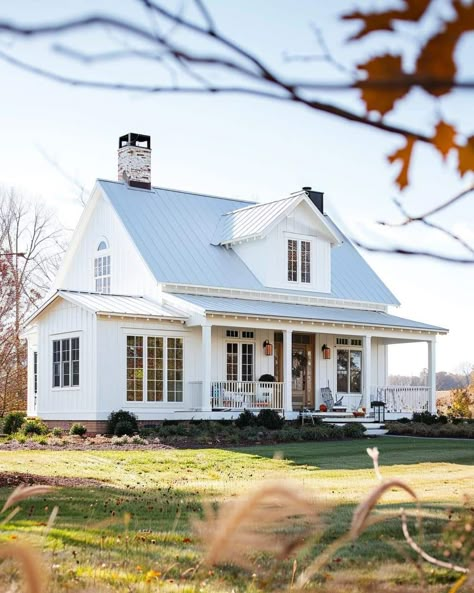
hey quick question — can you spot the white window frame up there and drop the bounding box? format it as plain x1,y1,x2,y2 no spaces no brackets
336,346,363,395
94,238,111,294
125,333,185,405
225,339,255,382
286,235,313,286
51,334,80,390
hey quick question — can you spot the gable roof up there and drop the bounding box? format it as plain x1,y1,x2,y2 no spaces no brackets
211,192,340,246
98,180,399,306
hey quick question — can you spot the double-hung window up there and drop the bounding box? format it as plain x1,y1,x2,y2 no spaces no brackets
52,337,80,388
126,335,183,403
226,342,255,382
287,238,311,284
336,348,362,394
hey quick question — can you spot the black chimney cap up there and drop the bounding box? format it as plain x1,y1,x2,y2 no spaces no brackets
302,186,312,191
119,133,151,150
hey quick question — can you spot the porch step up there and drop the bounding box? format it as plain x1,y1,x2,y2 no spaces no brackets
320,418,388,436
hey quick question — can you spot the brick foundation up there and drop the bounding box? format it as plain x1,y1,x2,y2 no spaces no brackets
42,420,108,435
41,419,167,436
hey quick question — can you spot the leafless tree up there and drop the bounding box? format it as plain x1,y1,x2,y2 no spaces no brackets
0,188,63,414
0,1,472,261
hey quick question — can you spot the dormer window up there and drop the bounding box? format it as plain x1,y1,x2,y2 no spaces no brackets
94,239,111,294
287,238,311,284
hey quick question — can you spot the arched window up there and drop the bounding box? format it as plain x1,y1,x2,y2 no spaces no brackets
94,239,111,294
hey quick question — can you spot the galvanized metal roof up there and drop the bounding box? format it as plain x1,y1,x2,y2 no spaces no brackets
59,291,185,319
99,180,399,305
172,294,447,332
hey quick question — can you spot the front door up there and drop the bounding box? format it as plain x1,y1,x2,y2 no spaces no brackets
292,335,314,410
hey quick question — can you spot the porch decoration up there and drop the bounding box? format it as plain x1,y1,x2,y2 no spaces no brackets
321,344,331,359
263,340,273,356
319,403,328,412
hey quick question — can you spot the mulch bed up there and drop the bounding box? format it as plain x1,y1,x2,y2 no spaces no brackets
0,471,105,488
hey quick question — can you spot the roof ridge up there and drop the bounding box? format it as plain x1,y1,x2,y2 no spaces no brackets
222,193,301,216
59,289,144,298
97,178,255,205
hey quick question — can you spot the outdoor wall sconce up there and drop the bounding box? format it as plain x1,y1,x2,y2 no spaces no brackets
263,340,273,356
321,344,331,359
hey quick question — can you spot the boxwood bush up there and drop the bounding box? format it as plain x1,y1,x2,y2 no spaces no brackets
3,411,26,435
106,410,138,435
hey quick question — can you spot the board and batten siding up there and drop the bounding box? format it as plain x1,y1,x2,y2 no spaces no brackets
313,333,386,405
95,318,200,420
233,201,332,293
59,191,158,298
211,326,275,383
32,298,97,420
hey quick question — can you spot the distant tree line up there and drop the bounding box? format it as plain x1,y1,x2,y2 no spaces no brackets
389,368,473,391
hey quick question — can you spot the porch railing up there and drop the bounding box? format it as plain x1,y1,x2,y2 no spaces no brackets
211,381,284,411
371,385,430,413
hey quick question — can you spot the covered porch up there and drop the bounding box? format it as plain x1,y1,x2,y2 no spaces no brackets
191,324,440,419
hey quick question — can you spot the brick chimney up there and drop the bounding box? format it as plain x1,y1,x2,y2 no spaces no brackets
118,133,152,189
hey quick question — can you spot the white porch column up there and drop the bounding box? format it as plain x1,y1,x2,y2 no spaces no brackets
363,335,372,410
201,324,212,412
427,339,437,413
283,328,293,414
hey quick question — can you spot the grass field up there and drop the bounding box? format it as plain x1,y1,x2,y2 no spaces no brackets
0,437,473,592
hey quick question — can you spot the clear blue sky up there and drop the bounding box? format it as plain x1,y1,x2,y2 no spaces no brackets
0,0,473,375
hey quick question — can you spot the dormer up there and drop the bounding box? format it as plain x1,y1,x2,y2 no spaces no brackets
212,188,341,293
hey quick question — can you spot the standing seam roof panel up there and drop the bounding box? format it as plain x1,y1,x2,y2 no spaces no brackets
100,180,399,304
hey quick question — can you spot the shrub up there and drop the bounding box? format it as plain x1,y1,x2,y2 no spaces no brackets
3,412,26,435
448,388,473,419
412,411,439,425
69,423,87,436
22,419,48,435
51,427,63,437
256,409,284,430
342,423,367,438
114,420,135,437
111,434,132,446
106,410,139,435
235,409,257,429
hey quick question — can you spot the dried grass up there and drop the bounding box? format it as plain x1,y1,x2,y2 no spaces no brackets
1,484,54,513
194,480,331,567
0,542,46,593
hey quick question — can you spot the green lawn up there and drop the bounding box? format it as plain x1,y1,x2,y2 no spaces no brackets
0,437,473,592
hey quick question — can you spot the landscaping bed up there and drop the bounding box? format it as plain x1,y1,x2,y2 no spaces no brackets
386,411,474,438
0,409,367,450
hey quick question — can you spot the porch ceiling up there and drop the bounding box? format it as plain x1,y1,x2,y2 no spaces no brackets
171,294,447,333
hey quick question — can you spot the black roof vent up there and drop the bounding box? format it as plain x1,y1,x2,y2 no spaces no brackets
303,186,324,214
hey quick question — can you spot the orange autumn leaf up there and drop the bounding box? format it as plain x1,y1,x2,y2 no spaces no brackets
416,1,474,97
387,137,416,190
457,136,474,176
432,121,457,160
343,0,431,40
357,55,407,115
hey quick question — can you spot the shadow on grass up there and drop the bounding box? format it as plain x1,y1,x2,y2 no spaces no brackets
231,436,474,470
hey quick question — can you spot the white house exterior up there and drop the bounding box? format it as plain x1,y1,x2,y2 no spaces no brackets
24,133,447,432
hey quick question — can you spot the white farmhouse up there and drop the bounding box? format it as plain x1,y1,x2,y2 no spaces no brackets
24,133,447,432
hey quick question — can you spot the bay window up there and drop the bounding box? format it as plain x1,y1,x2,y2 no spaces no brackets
126,335,183,402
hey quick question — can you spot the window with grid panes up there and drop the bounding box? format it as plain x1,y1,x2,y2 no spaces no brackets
126,336,183,402
52,337,79,388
